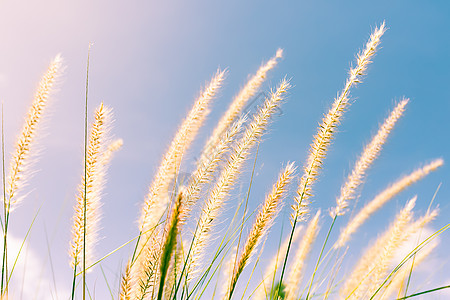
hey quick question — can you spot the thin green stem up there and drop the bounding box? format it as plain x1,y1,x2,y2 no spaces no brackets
275,218,297,299
100,265,115,300
305,215,337,300
7,208,40,285
227,143,260,300
71,257,77,300
396,285,450,299
369,223,450,299
82,42,92,300
0,103,4,233
1,103,8,298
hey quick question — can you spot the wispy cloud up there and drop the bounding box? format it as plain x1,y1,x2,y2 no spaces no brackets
1,234,69,300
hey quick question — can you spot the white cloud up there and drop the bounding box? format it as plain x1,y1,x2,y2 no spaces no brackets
0,234,69,300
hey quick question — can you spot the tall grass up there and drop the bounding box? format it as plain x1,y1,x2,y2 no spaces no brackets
0,22,448,300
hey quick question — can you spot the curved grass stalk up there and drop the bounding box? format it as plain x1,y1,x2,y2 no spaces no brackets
200,49,283,165
130,69,227,296
187,79,290,284
335,158,443,249
277,22,386,300
369,222,450,299
224,163,296,299
342,197,417,299
2,54,62,298
331,98,409,218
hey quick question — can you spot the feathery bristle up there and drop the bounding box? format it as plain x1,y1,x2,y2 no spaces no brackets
335,158,443,248
182,117,245,225
292,23,385,222
102,138,123,165
342,196,416,299
137,69,226,236
130,69,227,292
382,240,437,299
139,68,227,233
332,98,409,218
366,205,438,297
200,49,283,163
225,162,296,299
6,55,62,211
134,233,162,300
119,261,133,300
285,210,321,300
69,103,112,269
187,79,291,281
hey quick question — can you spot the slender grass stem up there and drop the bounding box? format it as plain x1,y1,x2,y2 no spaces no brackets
71,257,77,300
1,103,11,298
1,104,6,297
44,224,58,300
305,215,337,300
275,218,298,299
7,208,40,285
227,143,260,300
396,285,450,299
82,42,92,300
100,265,115,300
369,223,450,299
1,103,4,233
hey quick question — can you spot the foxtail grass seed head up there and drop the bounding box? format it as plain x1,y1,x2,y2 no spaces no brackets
4,22,447,300
187,78,291,281
131,69,227,290
366,202,438,297
102,138,123,165
201,49,283,163
69,103,113,269
119,261,133,300
382,239,438,299
138,68,227,235
292,23,386,222
335,158,443,248
331,98,409,218
342,196,416,299
225,162,296,299
6,55,63,211
182,117,245,225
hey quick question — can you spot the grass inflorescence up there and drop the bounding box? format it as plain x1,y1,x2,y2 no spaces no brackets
0,22,448,300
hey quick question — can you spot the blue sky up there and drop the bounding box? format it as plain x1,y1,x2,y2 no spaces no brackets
0,1,449,299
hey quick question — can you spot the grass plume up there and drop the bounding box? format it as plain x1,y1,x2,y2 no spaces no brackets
138,68,227,235
335,158,443,248
224,162,296,299
342,197,417,299
187,78,291,281
70,103,112,270
200,49,283,163
331,98,409,218
131,69,227,295
5,55,63,211
292,22,386,222
1,21,448,300
1,55,62,297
